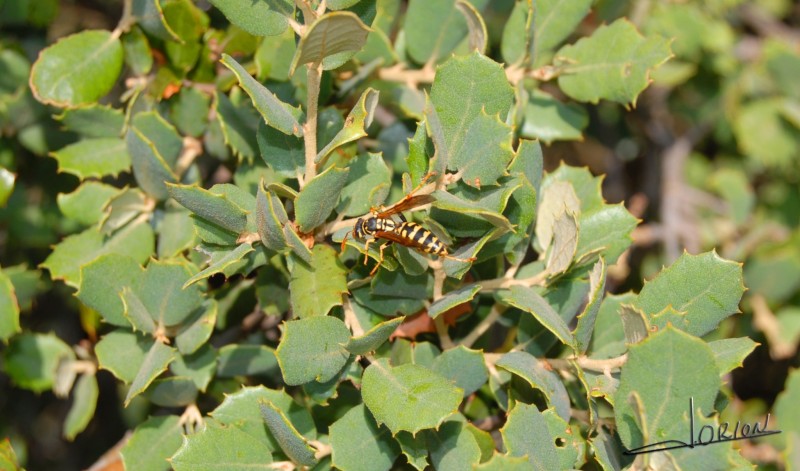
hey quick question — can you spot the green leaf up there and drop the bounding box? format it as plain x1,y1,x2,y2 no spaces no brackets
345,316,403,355
127,113,180,200
76,254,143,327
257,120,305,177
431,190,514,234
0,438,20,471
276,315,351,385
256,27,296,81
145,377,198,407
546,210,578,276
431,345,488,397
57,182,120,226
212,386,316,452
171,419,274,470
0,167,14,208
289,244,347,317
3,332,74,392
170,344,216,392
125,259,204,329
455,1,488,54
500,286,574,349
336,153,391,217
289,11,371,75
521,89,588,144
426,419,482,471
405,0,482,64
124,339,176,406
734,98,800,171
185,243,255,287
284,225,314,264
258,399,317,467
156,204,196,258
215,91,260,161
708,337,758,375
41,223,154,289
168,183,249,234
30,30,123,107
217,344,279,378
587,292,634,359
208,0,292,37
221,54,304,137
49,137,130,179
0,269,21,342
55,104,124,138
555,19,672,106
619,303,649,345
295,166,349,232
316,89,379,164
162,0,206,73
362,359,463,435
132,0,180,41
396,432,429,470
256,185,289,251
614,328,721,457
174,300,217,355
575,204,638,265
95,329,150,383
122,26,154,75
542,166,637,264
474,453,532,471
774,369,800,446
169,87,210,138
429,52,514,187
495,351,571,422
120,415,184,471
500,0,530,65
531,0,593,66
428,284,479,320
500,403,560,470
633,251,744,337
330,404,400,471
99,188,148,234
573,258,607,353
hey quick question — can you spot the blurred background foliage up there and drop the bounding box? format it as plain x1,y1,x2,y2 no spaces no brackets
1,0,799,469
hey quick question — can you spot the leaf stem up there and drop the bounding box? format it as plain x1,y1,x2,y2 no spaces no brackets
303,62,322,185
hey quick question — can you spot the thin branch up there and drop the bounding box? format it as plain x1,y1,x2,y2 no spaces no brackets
175,136,203,177
303,62,322,186
342,295,365,338
431,261,454,349
478,271,548,292
460,304,507,348
751,293,795,360
546,354,628,374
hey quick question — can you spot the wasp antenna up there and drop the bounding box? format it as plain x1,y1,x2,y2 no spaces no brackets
340,232,350,253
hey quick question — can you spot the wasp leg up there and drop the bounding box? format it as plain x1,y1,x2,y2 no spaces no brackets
362,239,373,264
442,254,477,263
369,241,392,276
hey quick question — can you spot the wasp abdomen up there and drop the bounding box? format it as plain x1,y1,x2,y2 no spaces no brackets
399,222,447,256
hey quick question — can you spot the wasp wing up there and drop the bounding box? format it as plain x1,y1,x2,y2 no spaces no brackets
376,194,435,218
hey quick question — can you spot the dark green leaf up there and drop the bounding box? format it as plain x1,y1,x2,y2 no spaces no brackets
221,54,304,137
258,399,317,467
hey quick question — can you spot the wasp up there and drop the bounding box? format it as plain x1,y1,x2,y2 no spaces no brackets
342,176,475,275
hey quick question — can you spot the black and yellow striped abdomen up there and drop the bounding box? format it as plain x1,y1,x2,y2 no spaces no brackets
397,222,448,256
